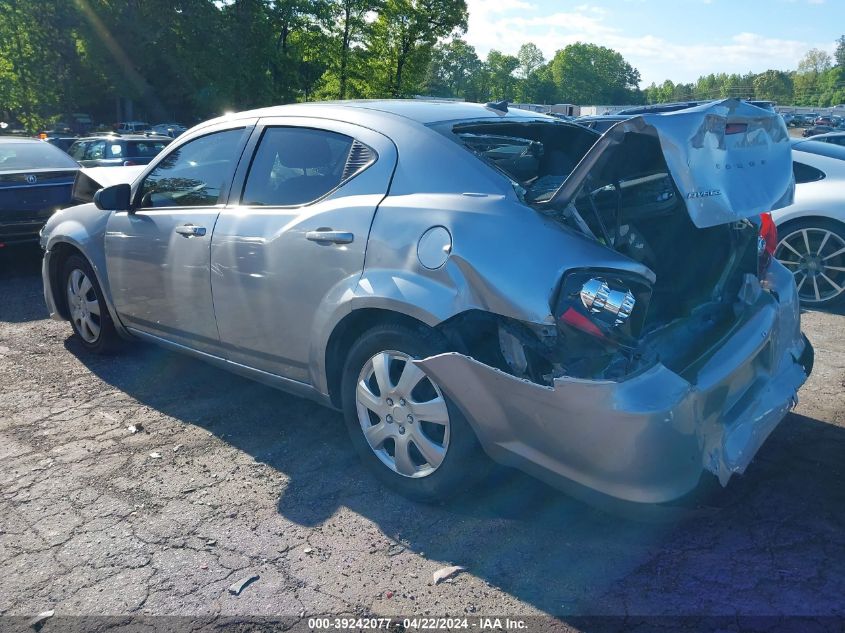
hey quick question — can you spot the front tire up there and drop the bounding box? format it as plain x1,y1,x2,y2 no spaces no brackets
341,322,487,502
62,254,122,353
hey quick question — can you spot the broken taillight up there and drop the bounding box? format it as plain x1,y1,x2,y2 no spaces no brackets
759,212,777,256
758,212,777,276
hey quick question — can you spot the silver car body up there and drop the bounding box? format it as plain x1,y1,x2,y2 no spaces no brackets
40,99,811,503
771,141,845,227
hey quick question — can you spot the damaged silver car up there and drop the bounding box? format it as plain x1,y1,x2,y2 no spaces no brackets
40,99,813,503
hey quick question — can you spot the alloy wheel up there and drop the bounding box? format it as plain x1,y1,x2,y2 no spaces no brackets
66,268,102,343
355,350,451,478
776,227,845,304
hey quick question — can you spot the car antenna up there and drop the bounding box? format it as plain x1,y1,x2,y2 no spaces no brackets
485,100,509,113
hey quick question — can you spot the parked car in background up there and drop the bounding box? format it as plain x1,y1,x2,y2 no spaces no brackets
814,116,833,127
116,121,151,134
40,99,811,504
802,113,819,126
0,137,79,246
781,113,799,127
771,140,845,307
802,125,834,138
151,123,187,138
68,134,172,167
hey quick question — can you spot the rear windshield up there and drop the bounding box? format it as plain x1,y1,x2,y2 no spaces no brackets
447,121,599,203
122,140,170,158
0,141,78,170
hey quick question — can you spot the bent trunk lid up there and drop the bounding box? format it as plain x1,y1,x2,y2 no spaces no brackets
542,99,794,228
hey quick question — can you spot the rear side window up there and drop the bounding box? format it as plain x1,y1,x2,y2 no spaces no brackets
138,128,245,208
793,161,826,184
84,141,106,160
242,127,372,207
126,140,169,157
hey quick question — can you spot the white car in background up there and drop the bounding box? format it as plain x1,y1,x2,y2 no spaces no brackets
772,140,845,307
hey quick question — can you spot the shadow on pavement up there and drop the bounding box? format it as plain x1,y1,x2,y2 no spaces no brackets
0,244,48,323
66,333,845,618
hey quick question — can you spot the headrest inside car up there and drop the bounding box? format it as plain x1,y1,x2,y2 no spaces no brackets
277,133,332,169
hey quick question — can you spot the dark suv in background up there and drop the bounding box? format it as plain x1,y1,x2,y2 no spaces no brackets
68,133,172,167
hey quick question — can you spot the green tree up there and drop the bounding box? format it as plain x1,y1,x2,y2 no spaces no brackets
549,42,640,104
367,0,467,97
836,35,845,68
485,50,519,101
752,70,793,104
423,38,484,100
516,42,544,80
322,0,377,99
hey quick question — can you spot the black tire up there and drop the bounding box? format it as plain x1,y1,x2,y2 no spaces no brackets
341,322,488,502
61,254,123,353
775,217,845,307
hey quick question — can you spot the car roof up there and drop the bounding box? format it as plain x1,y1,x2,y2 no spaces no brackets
214,100,549,126
810,132,845,140
576,114,629,121
73,134,172,142
792,139,845,161
616,101,707,115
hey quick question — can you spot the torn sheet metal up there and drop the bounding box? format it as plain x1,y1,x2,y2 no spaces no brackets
547,99,794,229
415,263,810,504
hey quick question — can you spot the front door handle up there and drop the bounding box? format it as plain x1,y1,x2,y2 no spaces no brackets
175,224,206,237
305,229,354,245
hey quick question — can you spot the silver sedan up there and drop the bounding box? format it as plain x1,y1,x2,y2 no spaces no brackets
40,99,812,504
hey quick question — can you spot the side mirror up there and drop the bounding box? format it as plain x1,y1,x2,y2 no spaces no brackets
93,183,132,212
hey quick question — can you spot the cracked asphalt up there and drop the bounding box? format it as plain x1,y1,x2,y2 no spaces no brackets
1,245,843,628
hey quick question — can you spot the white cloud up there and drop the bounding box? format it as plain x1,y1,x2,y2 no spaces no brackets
464,0,835,86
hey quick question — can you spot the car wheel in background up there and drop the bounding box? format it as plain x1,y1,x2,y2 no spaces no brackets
62,254,123,353
775,218,845,306
341,322,488,502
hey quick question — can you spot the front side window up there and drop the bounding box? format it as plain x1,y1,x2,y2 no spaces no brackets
138,128,245,208
241,127,358,207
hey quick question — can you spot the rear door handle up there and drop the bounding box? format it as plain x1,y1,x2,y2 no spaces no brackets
305,230,354,245
175,224,206,237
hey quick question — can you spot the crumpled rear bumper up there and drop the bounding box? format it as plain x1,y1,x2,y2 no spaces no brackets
416,263,812,504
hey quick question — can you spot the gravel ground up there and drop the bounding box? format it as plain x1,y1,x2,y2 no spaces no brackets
0,245,843,629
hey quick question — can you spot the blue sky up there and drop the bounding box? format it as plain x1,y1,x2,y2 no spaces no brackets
463,0,844,86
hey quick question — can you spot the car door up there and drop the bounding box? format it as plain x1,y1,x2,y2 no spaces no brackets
104,122,254,353
210,118,397,382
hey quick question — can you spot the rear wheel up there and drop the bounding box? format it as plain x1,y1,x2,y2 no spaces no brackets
775,218,845,306
62,254,122,353
341,322,487,501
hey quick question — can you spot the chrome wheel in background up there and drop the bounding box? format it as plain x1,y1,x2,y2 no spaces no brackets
355,350,450,478
776,226,845,305
66,268,101,343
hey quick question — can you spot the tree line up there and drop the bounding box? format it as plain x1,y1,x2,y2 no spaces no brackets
643,39,845,109
0,0,843,132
